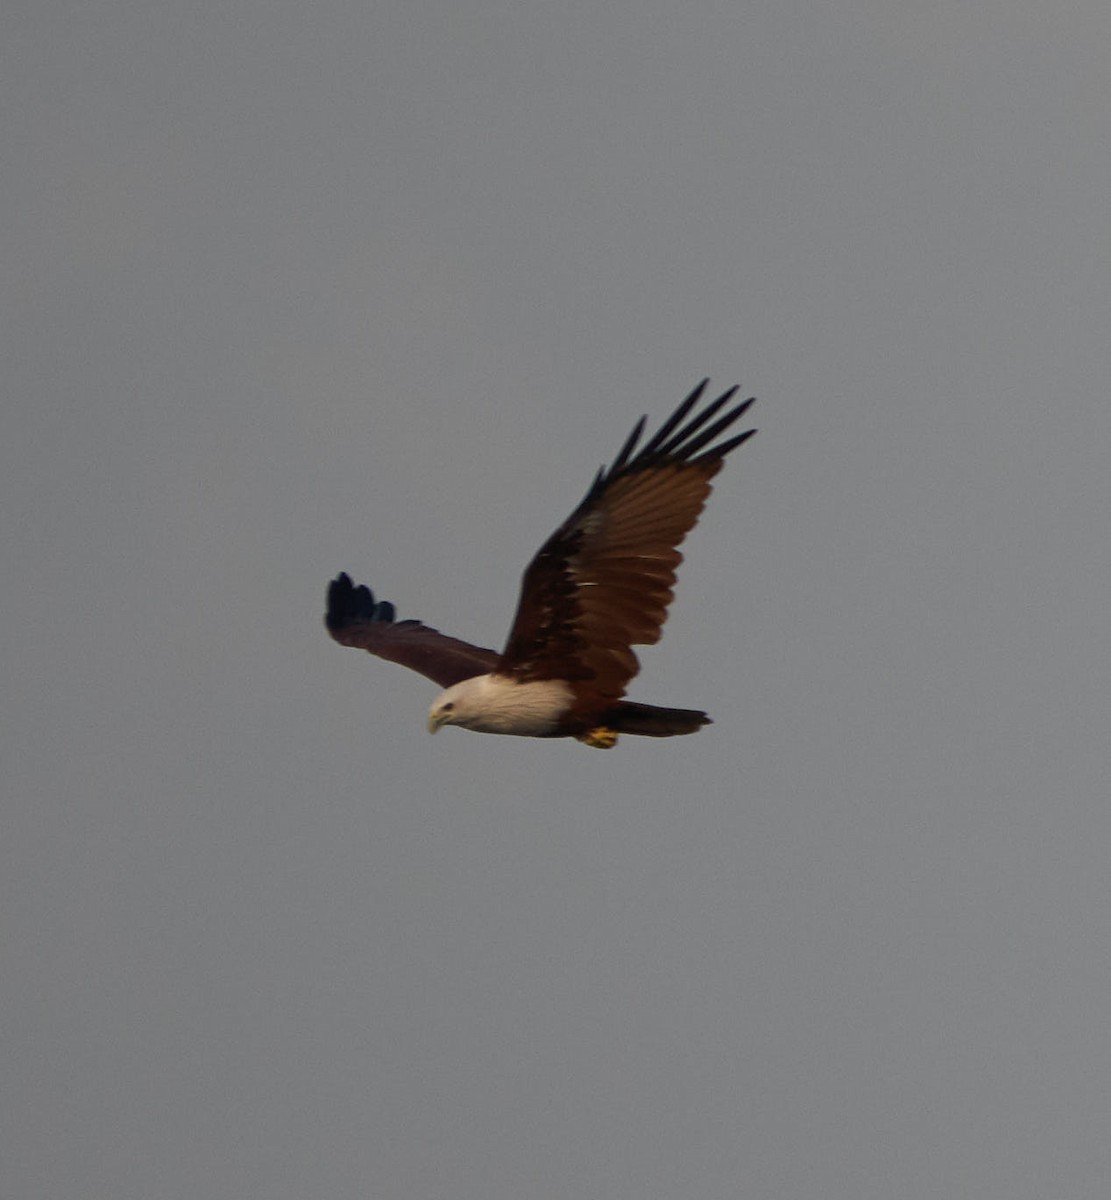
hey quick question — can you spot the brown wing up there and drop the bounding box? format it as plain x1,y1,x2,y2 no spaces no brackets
496,380,755,702
325,573,498,687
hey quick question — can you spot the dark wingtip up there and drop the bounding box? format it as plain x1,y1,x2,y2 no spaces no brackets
638,379,710,459
610,382,757,476
692,423,757,466
325,573,396,631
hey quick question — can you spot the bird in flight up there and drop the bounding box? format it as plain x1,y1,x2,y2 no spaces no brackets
325,379,756,748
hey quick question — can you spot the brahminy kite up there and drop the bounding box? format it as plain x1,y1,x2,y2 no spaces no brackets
325,379,755,747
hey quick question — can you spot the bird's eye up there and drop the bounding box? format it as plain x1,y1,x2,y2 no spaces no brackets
442,703,454,712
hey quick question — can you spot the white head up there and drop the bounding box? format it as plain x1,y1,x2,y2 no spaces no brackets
427,673,573,737
427,676,492,734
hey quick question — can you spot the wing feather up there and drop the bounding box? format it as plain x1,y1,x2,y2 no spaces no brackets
636,379,709,456
325,573,498,688
497,382,756,702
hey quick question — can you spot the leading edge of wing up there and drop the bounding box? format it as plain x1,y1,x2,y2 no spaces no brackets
325,573,499,688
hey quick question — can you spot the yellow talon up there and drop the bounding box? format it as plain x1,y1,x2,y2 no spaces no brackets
578,726,618,749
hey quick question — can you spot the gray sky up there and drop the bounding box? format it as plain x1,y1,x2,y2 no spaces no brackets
4,2,1111,1197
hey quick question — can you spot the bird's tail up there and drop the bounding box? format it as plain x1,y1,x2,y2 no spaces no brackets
607,701,711,738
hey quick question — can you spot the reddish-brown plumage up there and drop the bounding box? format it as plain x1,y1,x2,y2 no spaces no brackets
325,380,756,743
497,381,755,718
325,574,499,687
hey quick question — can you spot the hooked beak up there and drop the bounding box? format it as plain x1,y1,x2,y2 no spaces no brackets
427,712,444,734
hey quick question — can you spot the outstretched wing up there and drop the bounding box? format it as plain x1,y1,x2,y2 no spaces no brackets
496,380,755,702
325,573,498,688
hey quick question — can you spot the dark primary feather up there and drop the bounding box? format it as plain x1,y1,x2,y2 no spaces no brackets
497,380,755,702
325,573,498,688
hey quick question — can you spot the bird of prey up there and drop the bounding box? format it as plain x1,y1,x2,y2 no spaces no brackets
325,379,755,747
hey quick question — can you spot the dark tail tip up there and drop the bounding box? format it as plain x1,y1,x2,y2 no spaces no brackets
608,701,712,738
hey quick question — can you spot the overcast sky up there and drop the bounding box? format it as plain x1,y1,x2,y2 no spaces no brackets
5,3,1111,1198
